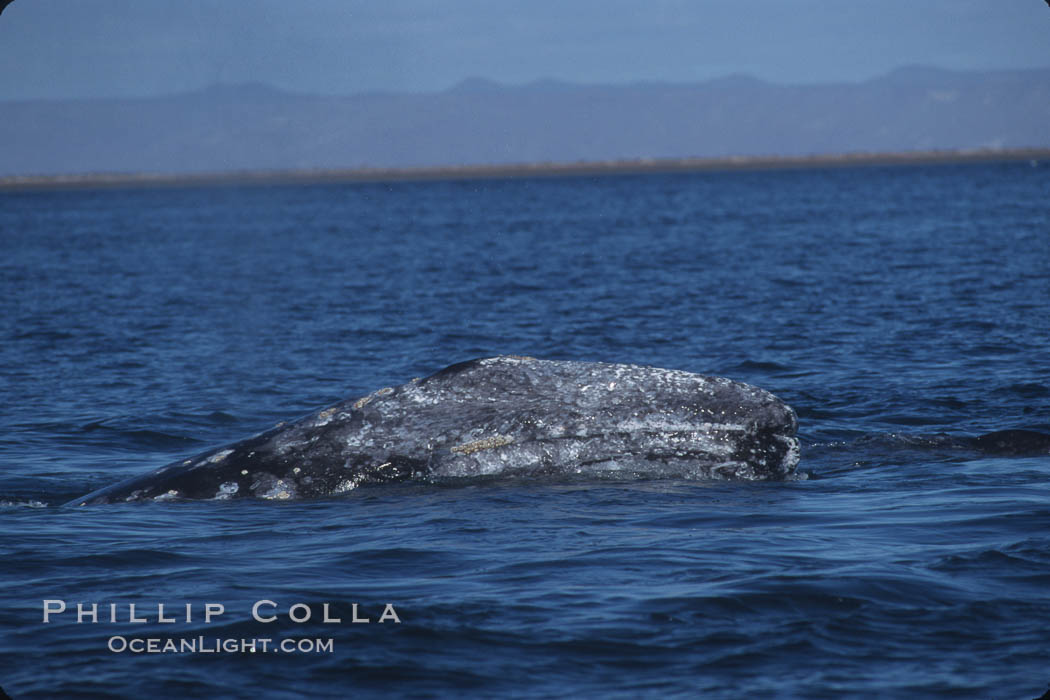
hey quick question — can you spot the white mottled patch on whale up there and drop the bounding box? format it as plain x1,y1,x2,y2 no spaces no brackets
333,478,358,494
213,482,240,500
255,478,297,500
315,407,337,426
451,434,514,454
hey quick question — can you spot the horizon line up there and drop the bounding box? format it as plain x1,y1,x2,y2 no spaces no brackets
1,147,1048,192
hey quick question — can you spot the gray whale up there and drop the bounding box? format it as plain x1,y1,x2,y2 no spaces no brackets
67,356,800,505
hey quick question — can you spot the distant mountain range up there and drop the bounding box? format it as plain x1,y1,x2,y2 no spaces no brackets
1,65,1048,176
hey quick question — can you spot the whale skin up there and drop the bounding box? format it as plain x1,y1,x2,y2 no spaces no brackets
67,356,801,505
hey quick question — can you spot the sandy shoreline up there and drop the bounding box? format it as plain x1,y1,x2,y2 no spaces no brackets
1,147,1047,191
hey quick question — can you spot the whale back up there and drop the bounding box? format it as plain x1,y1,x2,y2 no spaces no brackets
67,356,800,504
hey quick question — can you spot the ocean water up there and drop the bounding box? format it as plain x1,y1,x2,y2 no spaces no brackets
1,162,1049,699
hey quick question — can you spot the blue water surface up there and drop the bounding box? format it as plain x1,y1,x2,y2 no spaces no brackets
1,162,1049,699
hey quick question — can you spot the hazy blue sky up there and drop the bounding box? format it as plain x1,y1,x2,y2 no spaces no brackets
0,0,1048,100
